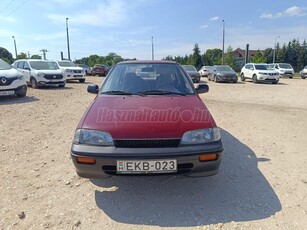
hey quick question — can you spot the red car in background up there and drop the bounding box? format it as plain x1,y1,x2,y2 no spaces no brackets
91,64,109,76
71,60,223,178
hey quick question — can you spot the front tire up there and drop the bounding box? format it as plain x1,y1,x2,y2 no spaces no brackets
58,84,65,88
79,79,85,83
15,86,27,97
30,78,38,89
240,73,245,81
252,74,258,83
233,76,238,83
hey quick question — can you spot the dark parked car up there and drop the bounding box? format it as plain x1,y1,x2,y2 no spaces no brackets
91,64,109,76
71,60,223,178
208,65,238,83
182,65,201,83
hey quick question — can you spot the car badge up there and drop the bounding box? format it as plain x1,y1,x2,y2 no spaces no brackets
1,77,7,84
53,75,56,78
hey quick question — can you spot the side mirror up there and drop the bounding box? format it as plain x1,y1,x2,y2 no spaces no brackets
87,84,99,94
195,84,209,94
25,67,31,71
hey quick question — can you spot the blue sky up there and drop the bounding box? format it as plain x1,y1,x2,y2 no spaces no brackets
1,0,307,61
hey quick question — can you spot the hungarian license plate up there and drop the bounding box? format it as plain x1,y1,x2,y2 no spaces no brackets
116,159,177,174
0,90,14,96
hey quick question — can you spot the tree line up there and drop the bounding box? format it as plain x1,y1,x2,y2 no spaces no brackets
163,39,307,72
1,38,306,71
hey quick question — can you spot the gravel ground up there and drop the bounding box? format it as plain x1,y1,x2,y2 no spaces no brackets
0,76,306,230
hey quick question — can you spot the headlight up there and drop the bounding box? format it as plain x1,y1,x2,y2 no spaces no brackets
73,129,114,146
66,69,73,73
37,73,44,77
180,128,221,145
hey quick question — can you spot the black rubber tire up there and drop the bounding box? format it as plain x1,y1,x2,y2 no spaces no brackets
58,84,65,88
233,76,238,83
240,73,245,81
252,74,258,83
15,86,27,97
272,81,278,84
79,79,85,83
214,76,218,83
30,78,38,89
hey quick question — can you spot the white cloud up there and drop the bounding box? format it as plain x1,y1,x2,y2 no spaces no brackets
260,6,306,19
200,24,208,29
47,0,134,27
209,16,219,21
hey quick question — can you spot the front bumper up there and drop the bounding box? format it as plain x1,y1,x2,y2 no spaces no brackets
280,73,294,78
0,85,26,96
38,80,66,86
65,74,85,80
71,140,223,178
216,75,236,82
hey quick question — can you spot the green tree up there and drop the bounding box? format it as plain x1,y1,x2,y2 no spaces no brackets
224,46,237,69
202,49,222,66
31,55,42,59
251,50,266,63
189,43,203,69
0,47,13,63
16,52,27,60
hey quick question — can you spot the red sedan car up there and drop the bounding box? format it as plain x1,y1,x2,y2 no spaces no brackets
71,60,223,178
91,64,109,76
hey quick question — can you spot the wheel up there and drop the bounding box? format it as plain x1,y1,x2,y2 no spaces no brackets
79,79,85,83
58,84,65,88
302,76,306,79
15,86,27,97
214,76,218,83
240,73,245,81
289,76,293,79
30,78,38,89
252,74,258,83
233,77,238,83
272,81,278,84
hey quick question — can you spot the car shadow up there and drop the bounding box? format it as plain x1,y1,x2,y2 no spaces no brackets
0,95,39,104
91,129,281,227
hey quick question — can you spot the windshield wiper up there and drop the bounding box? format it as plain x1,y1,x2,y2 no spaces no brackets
101,90,146,96
138,90,186,96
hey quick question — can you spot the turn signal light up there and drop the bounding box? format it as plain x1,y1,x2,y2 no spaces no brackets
199,153,218,162
76,157,96,164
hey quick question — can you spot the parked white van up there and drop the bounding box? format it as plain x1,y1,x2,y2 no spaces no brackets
13,59,66,88
52,60,85,83
267,63,294,78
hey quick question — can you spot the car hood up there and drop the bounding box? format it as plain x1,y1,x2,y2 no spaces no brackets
36,70,63,74
80,95,216,139
185,70,199,75
60,67,83,70
217,71,236,75
0,68,22,78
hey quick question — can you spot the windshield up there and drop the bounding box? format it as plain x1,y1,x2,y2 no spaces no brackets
101,63,195,95
57,61,76,67
0,59,12,70
255,64,269,70
30,61,58,70
215,66,233,71
182,65,197,71
279,64,292,69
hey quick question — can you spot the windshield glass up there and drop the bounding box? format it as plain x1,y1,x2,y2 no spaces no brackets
0,59,12,70
30,61,58,70
57,61,76,67
101,63,195,95
215,66,233,71
182,65,197,71
255,64,269,70
279,64,292,69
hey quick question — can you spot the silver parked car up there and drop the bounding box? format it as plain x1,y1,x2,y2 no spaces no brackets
300,66,307,79
208,65,238,83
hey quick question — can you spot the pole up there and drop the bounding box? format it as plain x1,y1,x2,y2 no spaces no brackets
66,18,71,61
273,36,280,64
222,20,225,65
151,36,154,60
12,36,18,58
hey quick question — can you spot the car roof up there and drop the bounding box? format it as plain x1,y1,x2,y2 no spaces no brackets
117,60,177,65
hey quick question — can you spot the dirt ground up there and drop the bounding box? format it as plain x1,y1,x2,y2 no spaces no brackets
0,76,306,230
